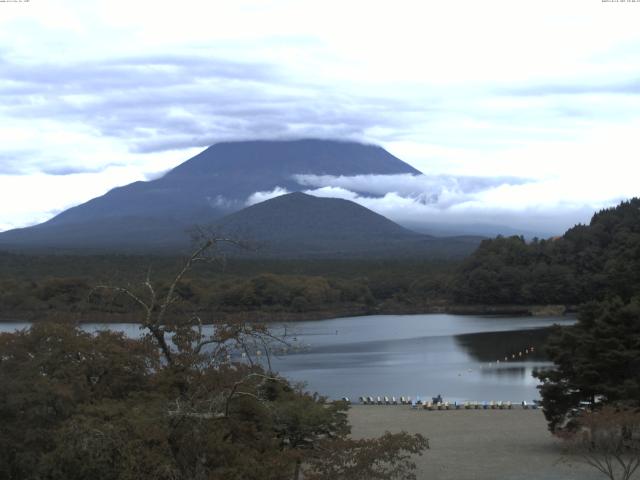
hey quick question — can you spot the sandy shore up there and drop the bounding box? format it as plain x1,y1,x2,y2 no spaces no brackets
348,405,603,480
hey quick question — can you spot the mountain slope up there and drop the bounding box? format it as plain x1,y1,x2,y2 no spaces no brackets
0,139,422,251
216,192,417,254
39,139,421,227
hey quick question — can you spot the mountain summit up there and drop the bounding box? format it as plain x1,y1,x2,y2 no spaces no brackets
167,138,421,180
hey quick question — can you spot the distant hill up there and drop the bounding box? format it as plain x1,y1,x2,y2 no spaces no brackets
218,192,402,256
452,198,640,305
404,221,555,240
0,139,422,252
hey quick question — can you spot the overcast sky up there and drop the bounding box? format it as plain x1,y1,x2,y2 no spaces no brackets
1,0,639,233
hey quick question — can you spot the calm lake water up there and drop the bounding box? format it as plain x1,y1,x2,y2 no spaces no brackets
0,314,574,403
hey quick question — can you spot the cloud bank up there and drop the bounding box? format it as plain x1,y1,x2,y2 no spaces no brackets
243,174,617,237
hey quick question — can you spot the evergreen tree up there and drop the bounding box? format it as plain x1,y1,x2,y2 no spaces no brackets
534,297,640,432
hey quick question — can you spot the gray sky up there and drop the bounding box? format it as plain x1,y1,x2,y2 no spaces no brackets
1,0,639,233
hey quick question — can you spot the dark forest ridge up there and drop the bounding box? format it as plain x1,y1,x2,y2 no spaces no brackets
452,198,640,306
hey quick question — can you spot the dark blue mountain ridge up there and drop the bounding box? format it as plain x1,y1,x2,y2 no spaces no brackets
0,139,461,254
40,139,421,228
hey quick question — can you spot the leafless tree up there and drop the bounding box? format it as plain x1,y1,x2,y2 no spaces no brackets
91,233,293,417
92,233,285,365
561,406,640,480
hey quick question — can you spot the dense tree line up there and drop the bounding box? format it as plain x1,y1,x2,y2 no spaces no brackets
453,199,640,306
4,199,639,318
0,257,455,321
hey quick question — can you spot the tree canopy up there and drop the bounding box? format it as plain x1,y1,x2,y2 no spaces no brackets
534,297,640,432
453,198,640,306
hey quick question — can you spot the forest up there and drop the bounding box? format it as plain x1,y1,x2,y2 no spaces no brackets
452,199,640,306
2,199,640,323
0,254,456,323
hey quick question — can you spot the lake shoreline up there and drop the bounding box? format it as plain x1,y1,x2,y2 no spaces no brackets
2,313,572,403
0,303,575,324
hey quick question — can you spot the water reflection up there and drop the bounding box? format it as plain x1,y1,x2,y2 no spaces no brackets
0,314,572,402
454,328,551,363
267,315,573,401
480,365,550,379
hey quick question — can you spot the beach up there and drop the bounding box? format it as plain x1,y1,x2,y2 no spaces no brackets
348,406,603,480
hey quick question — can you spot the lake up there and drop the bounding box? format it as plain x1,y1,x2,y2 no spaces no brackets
0,314,574,403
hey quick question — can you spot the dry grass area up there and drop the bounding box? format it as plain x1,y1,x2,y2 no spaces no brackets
348,406,604,480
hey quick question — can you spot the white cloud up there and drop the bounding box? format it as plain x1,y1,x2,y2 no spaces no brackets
0,166,148,232
293,173,528,198
284,173,626,235
246,186,290,206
